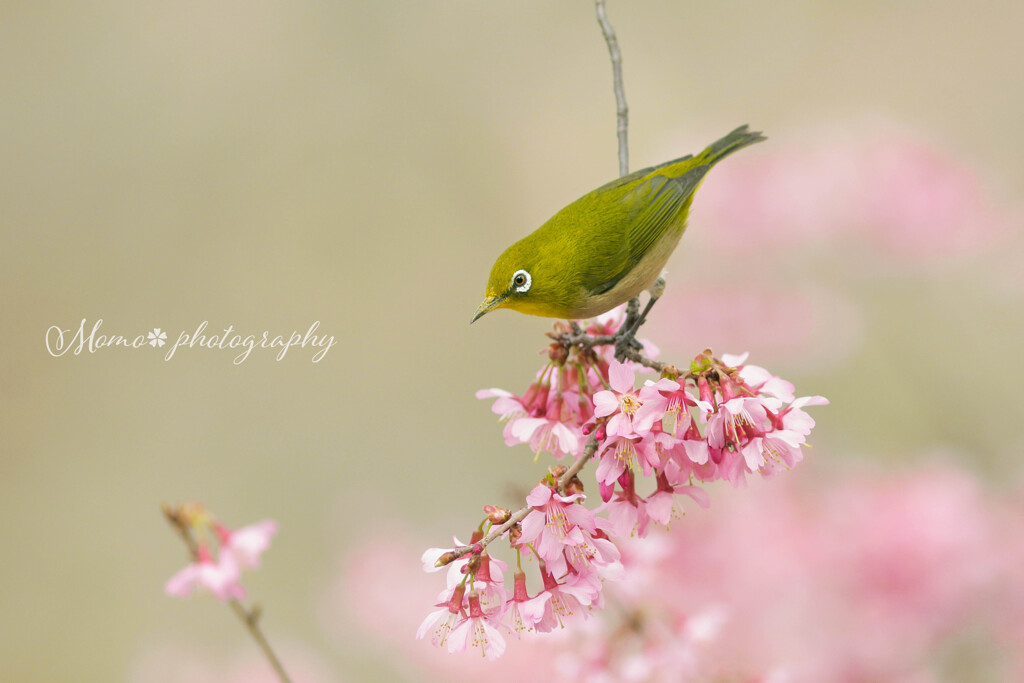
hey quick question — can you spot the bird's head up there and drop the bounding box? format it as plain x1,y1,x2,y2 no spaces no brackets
472,242,550,323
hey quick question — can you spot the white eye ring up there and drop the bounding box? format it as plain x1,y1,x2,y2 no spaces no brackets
511,269,532,293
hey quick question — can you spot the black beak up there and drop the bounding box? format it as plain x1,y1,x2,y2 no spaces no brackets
471,293,507,324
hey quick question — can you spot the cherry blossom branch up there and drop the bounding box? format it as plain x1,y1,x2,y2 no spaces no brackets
436,341,753,567
436,434,600,566
162,506,293,683
552,326,666,372
595,0,629,176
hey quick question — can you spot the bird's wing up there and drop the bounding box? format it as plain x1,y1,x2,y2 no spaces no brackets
586,165,709,296
592,153,694,193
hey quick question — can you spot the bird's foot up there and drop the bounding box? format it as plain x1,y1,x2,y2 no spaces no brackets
613,331,643,362
620,297,641,333
612,281,665,362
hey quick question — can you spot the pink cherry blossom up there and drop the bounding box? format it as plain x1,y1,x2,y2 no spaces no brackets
505,416,579,460
660,385,697,437
743,429,807,476
416,583,467,648
601,473,645,537
470,553,509,615
478,372,585,460
445,592,508,660
561,523,624,583
529,569,600,633
425,328,829,662
505,570,543,635
647,470,712,529
705,396,772,456
722,353,796,403
476,387,528,421
777,395,829,436
593,360,676,438
602,468,712,538
668,421,713,469
216,520,277,570
518,484,596,577
594,434,645,486
422,535,477,586
165,545,246,602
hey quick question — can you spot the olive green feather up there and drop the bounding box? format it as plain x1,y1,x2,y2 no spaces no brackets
476,125,765,320
590,125,766,296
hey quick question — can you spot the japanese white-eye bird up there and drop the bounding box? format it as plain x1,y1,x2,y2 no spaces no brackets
472,125,765,323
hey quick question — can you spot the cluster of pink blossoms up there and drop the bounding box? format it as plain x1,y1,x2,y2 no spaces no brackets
419,306,826,659
163,503,278,602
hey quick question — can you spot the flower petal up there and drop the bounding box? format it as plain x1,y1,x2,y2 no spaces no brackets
525,484,552,508
608,360,635,394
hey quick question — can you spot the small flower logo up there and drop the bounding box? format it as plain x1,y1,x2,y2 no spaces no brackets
148,328,168,348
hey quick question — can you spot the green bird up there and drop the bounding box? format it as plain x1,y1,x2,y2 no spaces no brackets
473,125,765,323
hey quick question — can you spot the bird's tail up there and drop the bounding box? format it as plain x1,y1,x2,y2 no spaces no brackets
641,125,765,183
596,125,765,195
650,125,765,200
698,125,766,167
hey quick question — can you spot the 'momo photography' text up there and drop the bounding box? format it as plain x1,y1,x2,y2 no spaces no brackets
46,319,337,364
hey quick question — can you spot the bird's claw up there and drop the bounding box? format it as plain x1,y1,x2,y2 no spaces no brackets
613,330,643,362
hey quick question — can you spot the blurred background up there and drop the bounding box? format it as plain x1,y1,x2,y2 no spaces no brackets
2,1,1023,681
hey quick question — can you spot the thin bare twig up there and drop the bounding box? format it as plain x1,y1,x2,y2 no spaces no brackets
595,0,629,176
227,600,292,683
596,0,661,347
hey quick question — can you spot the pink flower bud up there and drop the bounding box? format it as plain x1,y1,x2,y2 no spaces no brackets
512,570,530,602
483,505,512,524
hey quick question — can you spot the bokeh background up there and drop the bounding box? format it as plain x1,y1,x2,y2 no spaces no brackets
3,1,1023,681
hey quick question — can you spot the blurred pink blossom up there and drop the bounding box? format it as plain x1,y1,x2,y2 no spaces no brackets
648,285,863,371
659,462,1015,680
164,514,279,603
216,519,278,570
648,124,1020,371
164,545,245,602
346,462,1024,681
696,130,1014,261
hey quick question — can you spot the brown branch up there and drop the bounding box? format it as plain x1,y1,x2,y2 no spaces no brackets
438,435,600,565
551,325,665,372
